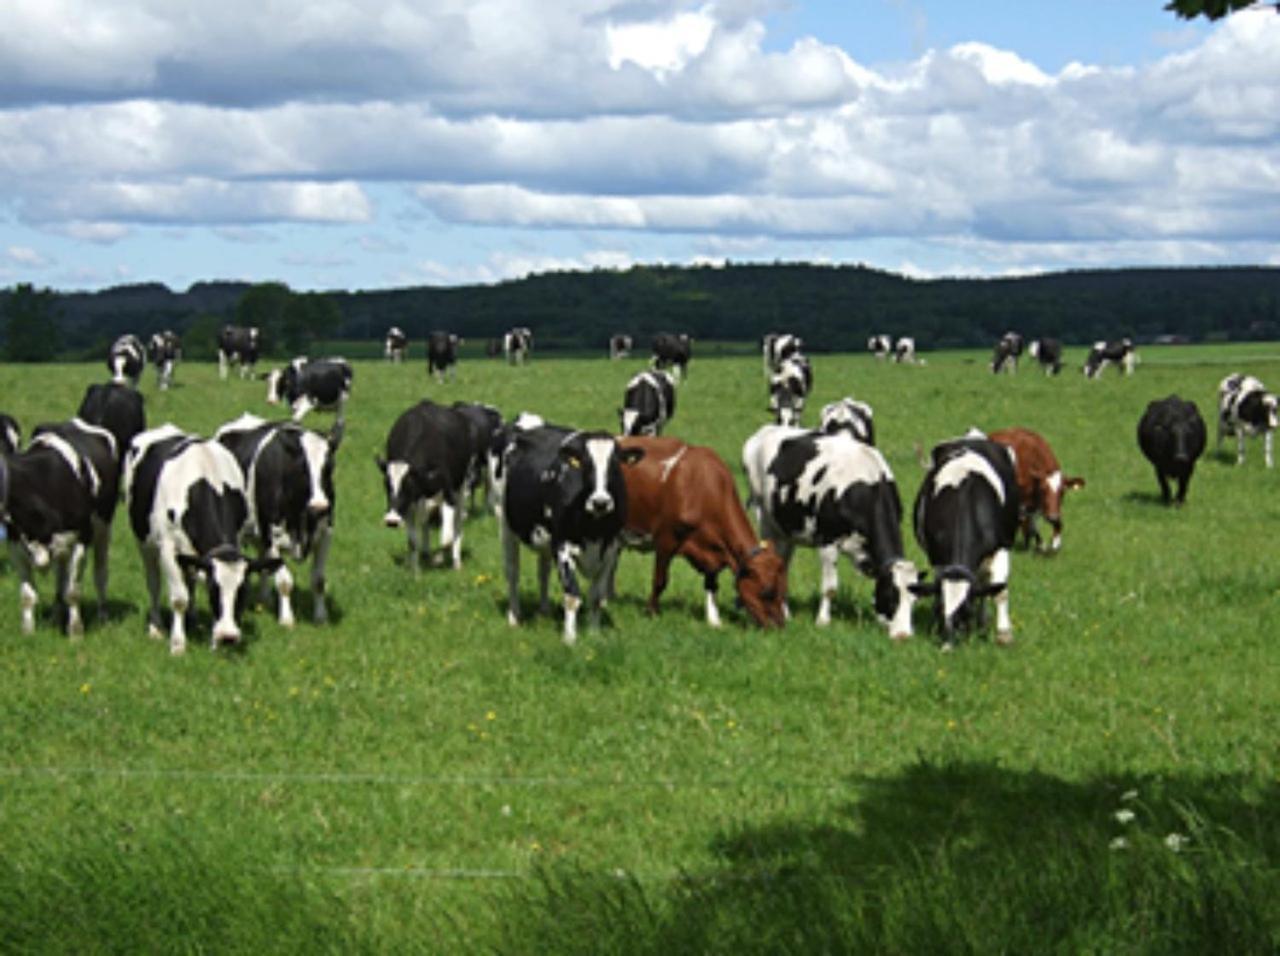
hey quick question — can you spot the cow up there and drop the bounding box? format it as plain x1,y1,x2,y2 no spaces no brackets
1028,338,1063,375
77,383,146,468
376,400,476,571
614,436,786,628
1217,373,1278,468
619,370,677,437
768,355,813,426
147,330,181,390
427,331,461,382
1084,338,1137,379
991,332,1024,374
0,413,21,455
124,424,280,654
450,401,503,509
385,326,408,363
504,327,533,365
988,427,1084,553
218,325,261,380
264,357,353,442
500,424,642,644
486,412,545,522
107,334,146,387
910,433,1020,646
819,397,875,445
215,414,336,628
651,332,692,382
2,418,119,636
895,337,919,364
743,424,920,638
1138,395,1206,505
763,333,804,378
609,334,634,360
868,335,892,360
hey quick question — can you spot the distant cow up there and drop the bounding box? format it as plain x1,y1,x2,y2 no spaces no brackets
77,383,146,468
763,333,804,377
1138,396,1206,505
427,331,461,382
651,332,692,382
107,334,146,387
868,335,892,360
988,427,1084,553
894,336,917,364
743,425,920,638
620,370,677,437
768,355,813,426
504,327,533,365
609,334,634,360
991,332,1024,374
1028,338,1063,375
1217,373,1278,468
124,425,279,654
385,326,408,363
501,424,642,644
819,397,875,445
911,433,1020,645
1084,339,1137,379
377,401,476,571
218,325,261,380
0,413,20,455
147,331,181,390
615,436,786,628
216,414,337,628
264,357,353,441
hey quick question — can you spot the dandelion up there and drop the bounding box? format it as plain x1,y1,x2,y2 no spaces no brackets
946,719,957,731
79,682,91,695
1164,832,1189,853
1114,809,1136,825
1110,837,1129,851
501,804,512,817
486,710,496,722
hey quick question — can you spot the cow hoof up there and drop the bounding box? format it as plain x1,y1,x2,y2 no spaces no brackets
147,623,164,640
170,643,186,657
507,611,520,628
889,631,911,642
996,630,1015,646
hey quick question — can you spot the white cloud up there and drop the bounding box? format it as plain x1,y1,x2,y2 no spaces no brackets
5,244,51,267
607,6,715,74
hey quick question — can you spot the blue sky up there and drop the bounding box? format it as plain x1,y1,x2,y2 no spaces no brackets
1,1,1274,293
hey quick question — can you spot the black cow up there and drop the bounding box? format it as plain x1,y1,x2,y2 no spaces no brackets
427,331,461,382
619,370,677,436
991,331,1023,374
77,383,145,467
377,401,476,571
385,326,408,363
503,327,533,365
264,357,353,442
768,355,813,426
651,332,692,381
1138,395,1206,505
910,433,1020,646
1028,337,1063,375
501,424,642,644
107,334,146,387
609,334,634,360
450,401,503,509
1217,373,1278,468
218,325,261,380
868,335,892,360
147,330,181,390
1084,338,1137,379
763,333,804,377
124,425,279,654
0,413,21,455
742,424,920,639
819,397,875,445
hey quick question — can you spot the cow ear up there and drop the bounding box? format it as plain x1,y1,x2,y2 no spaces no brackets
176,554,209,575
976,581,1007,598
1064,476,1086,490
908,579,938,597
374,455,387,473
249,556,285,576
618,447,645,466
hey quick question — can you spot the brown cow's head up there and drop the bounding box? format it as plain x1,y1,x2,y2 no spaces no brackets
736,542,787,627
1037,471,1086,551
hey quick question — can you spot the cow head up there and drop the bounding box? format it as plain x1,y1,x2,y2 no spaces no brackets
735,542,787,627
1264,393,1280,431
556,431,643,519
1033,471,1085,552
874,559,921,640
264,368,285,404
910,565,1005,639
177,546,282,645
377,456,439,528
820,399,875,444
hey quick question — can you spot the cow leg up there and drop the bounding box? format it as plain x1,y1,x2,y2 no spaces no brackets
440,496,463,570
555,543,582,646
1266,431,1274,469
986,549,1013,645
159,546,190,655
502,524,522,627
586,545,617,630
703,572,722,628
273,562,296,629
405,501,423,572
646,544,674,616
816,544,839,626
218,351,229,380
1155,470,1172,505
773,538,796,621
310,524,332,624
1237,432,1246,466
11,543,38,635
140,546,165,639
91,517,110,621
537,550,553,615
60,543,87,638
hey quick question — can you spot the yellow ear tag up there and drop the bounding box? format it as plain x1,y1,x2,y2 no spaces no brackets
567,456,581,469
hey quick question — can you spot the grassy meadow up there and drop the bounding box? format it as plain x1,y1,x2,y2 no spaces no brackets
1,343,1278,953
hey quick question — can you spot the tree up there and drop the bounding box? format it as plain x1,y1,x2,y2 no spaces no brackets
2,283,61,362
281,292,342,355
1166,0,1276,19
235,282,292,356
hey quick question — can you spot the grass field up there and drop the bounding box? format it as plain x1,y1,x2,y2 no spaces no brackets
1,344,1278,953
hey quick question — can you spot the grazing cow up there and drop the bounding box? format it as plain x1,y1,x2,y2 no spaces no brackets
0,413,21,455
609,333,634,360
377,401,475,571
504,327,533,365
910,434,1020,646
124,425,279,654
991,332,1024,374
1083,338,1137,379
988,427,1084,553
264,357,353,441
819,397,875,445
385,326,408,363
1028,337,1063,375
619,370,677,437
768,355,813,426
501,424,642,644
894,336,917,364
615,436,786,627
763,333,804,377
3,418,119,636
743,425,920,638
107,334,146,387
77,383,146,468
1217,373,1278,468
651,332,692,381
868,335,892,360
218,325,261,380
147,330,181,390
1138,396,1206,505
427,331,461,382
450,401,503,508
215,414,336,628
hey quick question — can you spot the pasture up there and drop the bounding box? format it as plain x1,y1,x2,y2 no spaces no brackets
1,344,1278,953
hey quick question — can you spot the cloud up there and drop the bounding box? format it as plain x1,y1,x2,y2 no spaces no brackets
5,244,51,267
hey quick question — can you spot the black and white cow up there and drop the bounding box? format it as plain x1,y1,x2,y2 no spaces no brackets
768,355,813,426
868,335,892,360
264,357,353,442
742,424,920,638
1217,373,1278,468
1138,395,1206,505
501,424,643,644
77,382,145,469
1028,337,1063,375
609,333,634,360
125,425,280,654
215,414,336,628
2,418,119,636
450,401,504,509
504,327,533,365
763,333,804,378
218,325,261,380
376,400,476,571
1083,338,1137,379
910,433,1020,646
819,397,875,445
894,336,918,364
385,326,408,363
651,332,692,382
107,334,146,387
486,412,545,521
147,330,181,390
991,331,1024,374
427,331,461,382
0,413,21,455
619,370,677,437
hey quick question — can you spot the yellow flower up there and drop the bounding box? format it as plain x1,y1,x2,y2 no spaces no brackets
79,682,91,695
486,711,497,721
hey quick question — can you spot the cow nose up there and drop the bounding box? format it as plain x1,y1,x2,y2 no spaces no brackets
213,624,241,645
309,497,331,516
587,494,614,516
384,510,403,528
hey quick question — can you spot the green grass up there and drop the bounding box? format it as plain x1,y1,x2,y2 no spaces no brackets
1,344,1278,953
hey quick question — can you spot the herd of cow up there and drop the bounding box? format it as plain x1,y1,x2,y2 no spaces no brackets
0,322,1276,655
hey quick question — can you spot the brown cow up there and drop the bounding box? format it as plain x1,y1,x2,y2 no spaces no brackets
988,427,1084,553
615,436,786,627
